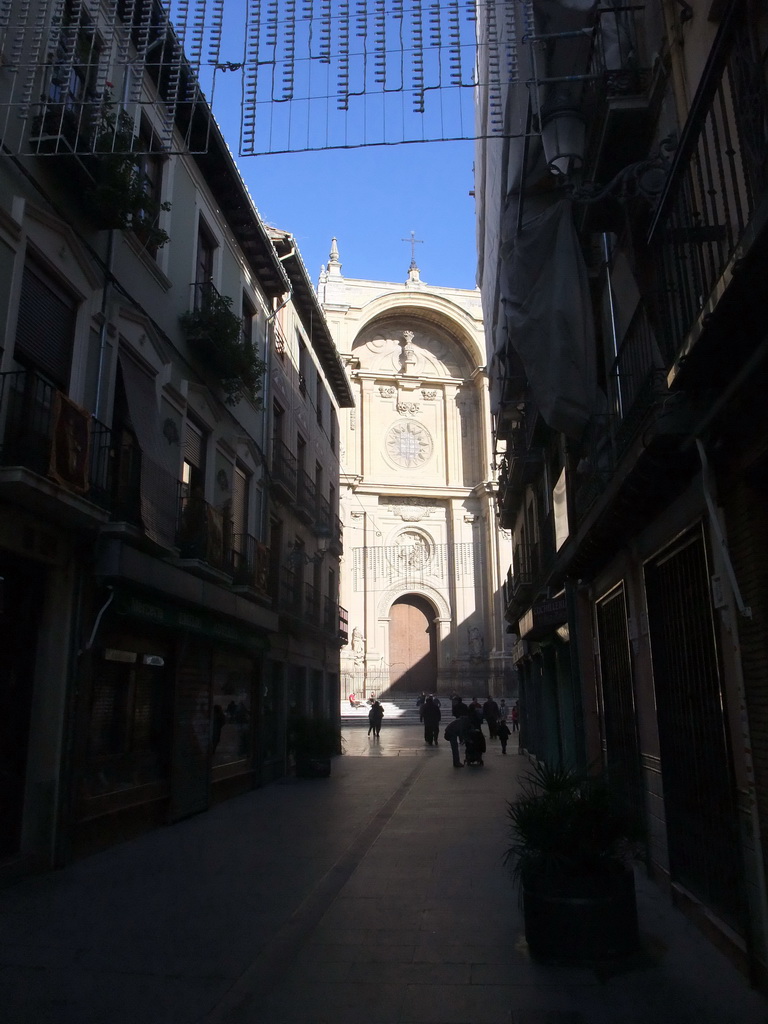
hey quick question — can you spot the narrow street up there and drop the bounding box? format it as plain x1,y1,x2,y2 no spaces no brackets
1,728,766,1024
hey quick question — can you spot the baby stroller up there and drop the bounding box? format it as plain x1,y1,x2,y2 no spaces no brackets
464,724,486,766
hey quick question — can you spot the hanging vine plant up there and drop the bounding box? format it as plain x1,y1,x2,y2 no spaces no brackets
180,290,266,407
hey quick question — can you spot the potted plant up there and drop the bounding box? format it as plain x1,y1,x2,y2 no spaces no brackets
86,97,171,250
288,715,342,778
504,760,643,962
180,290,265,407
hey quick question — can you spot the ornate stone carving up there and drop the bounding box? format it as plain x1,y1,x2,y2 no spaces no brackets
384,420,433,469
401,330,417,372
397,401,420,415
379,386,396,398
421,389,437,400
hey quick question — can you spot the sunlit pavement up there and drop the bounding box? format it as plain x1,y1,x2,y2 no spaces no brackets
342,722,519,758
1,728,767,1024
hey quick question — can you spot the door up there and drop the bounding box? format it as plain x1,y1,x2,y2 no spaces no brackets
644,525,745,933
388,595,437,694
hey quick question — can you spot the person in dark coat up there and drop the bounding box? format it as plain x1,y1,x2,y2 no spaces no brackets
452,695,469,718
444,715,469,767
497,717,511,754
368,699,384,738
483,696,500,738
421,695,441,745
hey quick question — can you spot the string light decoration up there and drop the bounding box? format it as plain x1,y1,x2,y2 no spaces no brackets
240,0,527,154
0,0,533,157
1,0,225,156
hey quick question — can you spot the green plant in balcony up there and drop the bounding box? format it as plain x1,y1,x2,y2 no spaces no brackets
180,291,266,407
86,96,171,250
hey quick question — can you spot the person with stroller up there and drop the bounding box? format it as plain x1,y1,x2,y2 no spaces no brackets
444,715,469,767
421,694,441,746
464,704,486,765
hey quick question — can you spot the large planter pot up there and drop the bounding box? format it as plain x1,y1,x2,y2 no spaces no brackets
523,866,638,961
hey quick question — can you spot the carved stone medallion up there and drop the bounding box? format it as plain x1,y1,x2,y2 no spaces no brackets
384,420,433,469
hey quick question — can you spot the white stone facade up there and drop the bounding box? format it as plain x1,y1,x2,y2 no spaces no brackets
318,245,513,699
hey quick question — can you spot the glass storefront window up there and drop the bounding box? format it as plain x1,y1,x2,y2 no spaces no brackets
83,637,171,797
211,653,253,767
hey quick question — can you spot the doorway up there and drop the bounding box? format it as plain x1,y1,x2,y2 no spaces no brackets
388,595,437,694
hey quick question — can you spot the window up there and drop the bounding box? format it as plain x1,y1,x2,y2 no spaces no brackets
194,219,216,308
316,374,323,427
48,2,100,121
298,337,308,397
330,409,337,455
242,293,256,352
181,418,206,498
297,433,306,476
14,258,77,389
132,119,166,255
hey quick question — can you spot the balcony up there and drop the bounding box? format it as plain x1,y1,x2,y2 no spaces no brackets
338,605,349,645
177,491,233,579
231,535,270,599
315,494,332,537
329,514,343,556
0,370,112,526
270,439,297,501
650,4,768,387
278,566,302,617
109,445,179,551
295,468,316,523
304,581,321,626
582,4,656,185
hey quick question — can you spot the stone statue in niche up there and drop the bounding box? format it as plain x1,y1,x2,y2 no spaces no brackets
351,627,366,662
468,626,485,661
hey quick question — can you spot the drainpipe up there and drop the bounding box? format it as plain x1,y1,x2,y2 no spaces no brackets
602,232,622,420
94,229,115,422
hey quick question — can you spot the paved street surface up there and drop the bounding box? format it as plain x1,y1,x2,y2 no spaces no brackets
2,724,767,1023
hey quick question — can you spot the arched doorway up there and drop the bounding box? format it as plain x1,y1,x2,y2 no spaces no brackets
388,595,437,694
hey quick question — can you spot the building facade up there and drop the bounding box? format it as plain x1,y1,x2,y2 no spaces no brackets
0,0,349,877
319,241,514,701
476,0,768,985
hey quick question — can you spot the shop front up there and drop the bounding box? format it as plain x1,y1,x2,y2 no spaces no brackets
73,587,272,855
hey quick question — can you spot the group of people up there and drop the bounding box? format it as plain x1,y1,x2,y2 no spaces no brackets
417,691,520,767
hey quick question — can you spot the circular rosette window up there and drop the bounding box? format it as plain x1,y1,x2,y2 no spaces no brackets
384,419,434,469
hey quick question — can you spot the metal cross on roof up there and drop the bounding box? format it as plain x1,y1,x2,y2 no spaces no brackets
402,231,424,270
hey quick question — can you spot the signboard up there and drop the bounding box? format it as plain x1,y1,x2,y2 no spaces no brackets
519,596,568,641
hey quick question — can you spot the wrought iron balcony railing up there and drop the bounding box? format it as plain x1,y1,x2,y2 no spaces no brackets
231,534,270,595
0,370,112,511
177,491,232,575
338,605,349,644
296,468,316,521
315,494,332,536
649,4,768,365
270,438,297,498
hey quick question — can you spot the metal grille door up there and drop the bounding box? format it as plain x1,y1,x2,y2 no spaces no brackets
644,526,745,932
595,584,644,831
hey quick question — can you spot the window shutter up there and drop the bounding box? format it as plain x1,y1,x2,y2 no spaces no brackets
15,261,76,389
183,419,205,470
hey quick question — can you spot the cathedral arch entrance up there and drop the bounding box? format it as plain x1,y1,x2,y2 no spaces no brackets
388,595,437,694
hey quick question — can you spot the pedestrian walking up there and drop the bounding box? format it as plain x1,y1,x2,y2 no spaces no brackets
368,699,384,737
452,695,469,718
444,715,469,767
498,698,508,721
511,702,520,732
421,695,441,745
497,718,511,754
483,696,500,738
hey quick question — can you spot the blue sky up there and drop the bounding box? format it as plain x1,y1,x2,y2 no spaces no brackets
228,142,479,291
200,2,480,292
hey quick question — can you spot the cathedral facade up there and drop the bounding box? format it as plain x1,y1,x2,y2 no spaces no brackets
318,242,514,700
